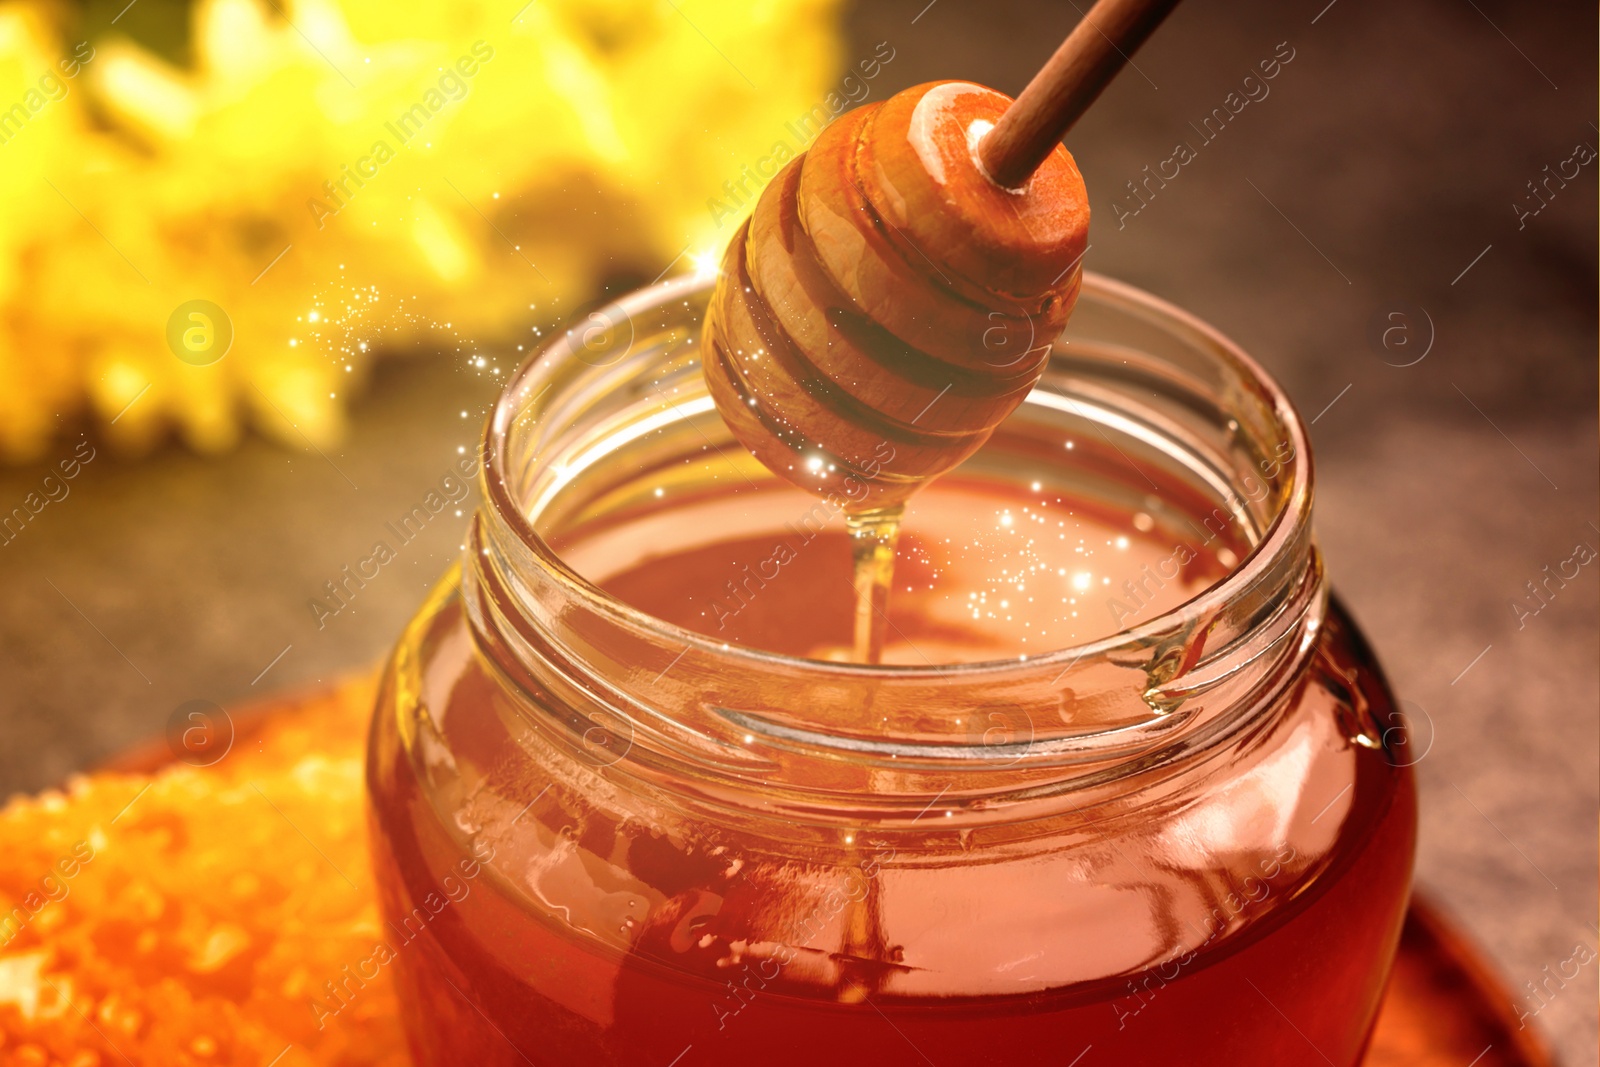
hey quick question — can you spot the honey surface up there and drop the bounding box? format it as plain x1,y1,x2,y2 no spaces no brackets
561,474,1238,663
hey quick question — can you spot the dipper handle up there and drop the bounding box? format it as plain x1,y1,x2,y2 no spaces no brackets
980,0,1182,188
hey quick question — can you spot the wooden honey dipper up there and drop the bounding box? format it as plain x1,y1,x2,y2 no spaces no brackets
701,0,1181,662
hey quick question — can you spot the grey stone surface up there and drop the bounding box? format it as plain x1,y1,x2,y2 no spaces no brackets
0,0,1593,1061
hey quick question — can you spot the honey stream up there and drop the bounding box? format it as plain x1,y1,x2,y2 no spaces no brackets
844,504,904,666
838,503,906,1001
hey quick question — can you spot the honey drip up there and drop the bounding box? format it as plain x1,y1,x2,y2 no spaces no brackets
845,505,903,665
839,504,905,1000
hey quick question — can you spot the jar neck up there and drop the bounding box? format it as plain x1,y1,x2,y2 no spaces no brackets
462,273,1322,828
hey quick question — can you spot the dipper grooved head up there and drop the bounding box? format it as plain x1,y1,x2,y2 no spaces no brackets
703,80,1090,507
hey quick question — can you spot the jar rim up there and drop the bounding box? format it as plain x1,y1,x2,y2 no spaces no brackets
482,270,1313,683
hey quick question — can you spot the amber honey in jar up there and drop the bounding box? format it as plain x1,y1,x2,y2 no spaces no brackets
365,273,1417,1066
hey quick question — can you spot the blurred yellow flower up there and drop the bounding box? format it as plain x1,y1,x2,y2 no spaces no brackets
0,0,843,460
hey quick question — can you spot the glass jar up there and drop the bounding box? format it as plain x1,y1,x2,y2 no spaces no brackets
364,273,1416,1066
